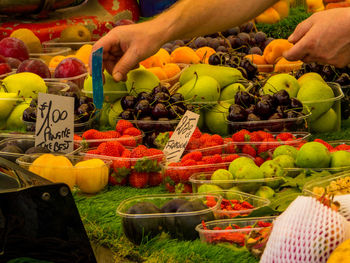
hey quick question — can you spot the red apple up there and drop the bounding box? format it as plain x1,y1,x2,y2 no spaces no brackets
0,37,29,61
17,59,51,79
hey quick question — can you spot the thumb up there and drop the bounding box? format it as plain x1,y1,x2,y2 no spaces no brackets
112,48,140,82
288,19,313,44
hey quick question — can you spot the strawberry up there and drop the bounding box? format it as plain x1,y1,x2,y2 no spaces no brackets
144,148,164,162
112,159,131,176
334,144,350,151
74,134,82,141
314,139,333,151
223,154,240,163
99,141,125,157
121,148,131,157
211,134,224,145
165,182,175,192
202,140,222,155
181,151,202,162
129,171,149,188
166,163,180,184
181,159,197,166
109,172,127,186
86,149,100,155
232,130,250,142
175,183,192,193
192,127,202,138
131,145,148,158
123,127,142,137
116,119,133,134
169,131,174,138
148,172,163,186
202,154,223,164
119,135,137,147
199,133,212,144
187,137,201,150
254,156,265,167
82,129,99,140
276,132,295,141
247,132,260,143
242,145,256,157
257,131,274,141
103,130,120,138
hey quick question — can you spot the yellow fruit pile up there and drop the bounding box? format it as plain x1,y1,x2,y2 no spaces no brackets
313,176,350,196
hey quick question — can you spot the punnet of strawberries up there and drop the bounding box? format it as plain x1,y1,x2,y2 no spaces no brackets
205,196,255,218
164,151,241,193
74,120,143,148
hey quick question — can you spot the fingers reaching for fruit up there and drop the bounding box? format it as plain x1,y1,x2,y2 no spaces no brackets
284,7,350,68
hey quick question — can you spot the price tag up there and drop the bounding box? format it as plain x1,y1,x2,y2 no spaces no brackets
163,110,200,163
35,93,74,153
91,47,104,110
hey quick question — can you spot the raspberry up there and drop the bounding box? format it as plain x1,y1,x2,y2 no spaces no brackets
181,159,197,166
74,134,82,141
86,149,99,155
119,135,137,147
242,144,256,157
223,137,236,154
199,133,212,144
335,144,350,151
276,132,295,141
202,154,223,164
210,134,224,145
82,129,99,140
257,131,274,141
254,156,265,167
116,119,133,134
104,131,120,138
181,151,203,162
121,148,131,157
314,139,333,151
232,129,250,142
123,127,142,137
223,154,240,163
187,137,201,150
192,127,202,138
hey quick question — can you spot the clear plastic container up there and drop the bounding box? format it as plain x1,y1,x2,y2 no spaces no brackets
114,118,181,133
0,69,15,79
47,72,88,90
42,39,96,50
116,193,222,244
16,153,112,194
81,89,128,103
303,82,343,132
195,216,276,254
210,190,271,219
29,47,72,65
303,170,350,197
226,109,311,133
190,172,285,195
79,148,166,188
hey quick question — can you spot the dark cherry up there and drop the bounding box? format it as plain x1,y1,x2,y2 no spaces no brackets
208,53,221,65
234,91,254,108
152,92,170,103
134,99,151,118
168,105,185,119
157,117,174,132
268,112,283,120
247,113,261,122
152,85,170,95
276,105,287,117
121,95,137,110
260,94,276,106
79,96,90,106
273,90,291,106
286,110,298,119
23,107,36,122
246,105,256,115
137,116,153,131
228,104,248,122
30,99,37,108
290,98,303,112
120,110,134,120
152,103,169,119
63,92,80,109
137,92,152,102
336,73,350,86
255,100,273,119
170,93,185,104
76,104,90,122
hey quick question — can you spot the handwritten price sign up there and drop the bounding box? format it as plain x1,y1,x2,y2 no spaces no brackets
163,110,200,162
35,93,74,153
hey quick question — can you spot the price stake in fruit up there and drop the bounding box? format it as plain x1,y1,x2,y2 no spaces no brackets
163,110,200,162
35,93,74,153
92,47,104,110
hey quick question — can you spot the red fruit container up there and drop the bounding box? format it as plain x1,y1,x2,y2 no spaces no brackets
79,149,166,188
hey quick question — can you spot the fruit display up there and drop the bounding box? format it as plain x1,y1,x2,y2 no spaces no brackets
116,193,221,244
196,217,275,258
205,191,270,219
17,153,111,194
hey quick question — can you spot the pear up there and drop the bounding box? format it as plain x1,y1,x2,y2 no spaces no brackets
83,70,127,103
0,93,19,120
255,186,275,199
204,101,230,136
177,75,220,103
262,73,300,98
297,80,334,121
229,157,255,177
295,142,330,168
311,108,338,133
126,68,159,96
6,100,31,131
99,102,112,129
273,145,298,159
179,64,243,89
298,72,325,86
330,151,350,168
108,99,123,127
2,72,47,99
219,82,246,102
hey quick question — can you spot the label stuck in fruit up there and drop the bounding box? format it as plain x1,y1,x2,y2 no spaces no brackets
35,93,74,153
92,47,104,110
163,110,199,162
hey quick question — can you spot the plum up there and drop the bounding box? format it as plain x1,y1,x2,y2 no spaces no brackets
0,37,29,61
6,57,21,69
17,59,51,79
54,57,87,78
0,63,11,75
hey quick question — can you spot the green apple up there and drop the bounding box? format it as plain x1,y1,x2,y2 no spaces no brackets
260,160,284,189
295,142,331,168
204,101,230,136
273,155,295,168
219,83,245,102
228,157,255,177
310,108,338,133
2,72,47,99
330,150,350,168
83,70,127,103
262,73,300,98
126,68,160,95
108,99,123,127
197,183,222,194
0,93,19,120
297,80,334,121
6,99,31,131
297,72,325,86
177,75,220,103
273,145,298,159
211,169,233,189
255,186,275,199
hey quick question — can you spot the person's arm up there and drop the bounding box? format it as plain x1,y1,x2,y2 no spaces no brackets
92,0,278,81
284,7,350,68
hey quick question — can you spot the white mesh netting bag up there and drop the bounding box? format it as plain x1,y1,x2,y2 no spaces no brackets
334,194,350,221
260,196,350,263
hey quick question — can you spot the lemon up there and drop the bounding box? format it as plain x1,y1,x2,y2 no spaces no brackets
10,28,42,53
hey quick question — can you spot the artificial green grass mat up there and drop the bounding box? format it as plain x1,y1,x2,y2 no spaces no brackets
75,186,258,263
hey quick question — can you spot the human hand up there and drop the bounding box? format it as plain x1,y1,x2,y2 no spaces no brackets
90,22,164,81
284,7,350,67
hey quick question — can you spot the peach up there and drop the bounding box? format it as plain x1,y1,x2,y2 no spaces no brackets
140,48,170,68
245,54,272,73
255,7,281,24
162,63,181,79
195,47,216,63
147,67,168,80
274,57,303,73
306,0,325,12
273,1,290,19
263,39,294,64
170,46,201,64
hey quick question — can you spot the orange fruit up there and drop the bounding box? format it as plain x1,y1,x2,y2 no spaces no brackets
263,39,294,64
49,55,66,69
147,67,168,80
162,63,181,78
75,44,93,65
170,46,200,64
274,57,303,73
195,47,216,63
